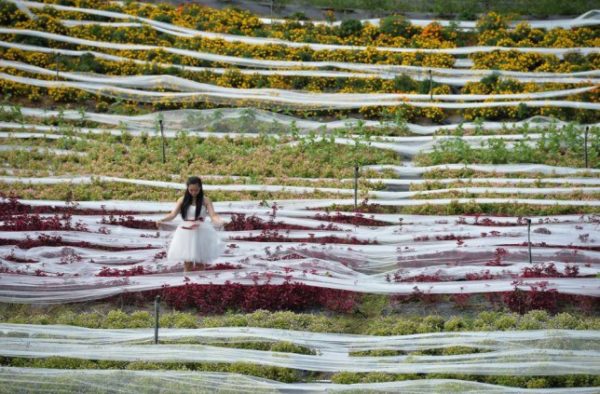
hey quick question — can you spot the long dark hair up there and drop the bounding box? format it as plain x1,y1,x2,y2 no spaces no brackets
180,176,204,220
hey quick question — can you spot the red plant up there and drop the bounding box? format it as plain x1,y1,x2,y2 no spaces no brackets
224,213,311,231
465,270,498,280
450,293,471,308
0,193,142,216
159,280,358,313
486,247,509,266
98,265,150,277
233,229,377,245
0,234,157,252
3,250,38,263
101,214,156,230
313,212,390,226
520,263,580,278
502,281,559,314
0,211,89,232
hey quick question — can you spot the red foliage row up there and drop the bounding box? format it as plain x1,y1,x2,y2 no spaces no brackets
500,281,576,314
0,234,158,252
96,262,243,277
502,242,600,252
159,280,358,313
520,263,580,278
413,234,472,243
2,251,38,263
313,212,390,227
0,212,89,232
486,247,509,266
0,193,143,216
233,229,377,244
98,266,150,277
224,213,312,231
101,213,156,230
391,283,597,314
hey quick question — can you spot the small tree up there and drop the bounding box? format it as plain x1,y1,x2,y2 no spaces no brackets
338,19,362,38
380,15,411,37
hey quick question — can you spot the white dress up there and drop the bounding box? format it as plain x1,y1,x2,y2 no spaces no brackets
166,203,223,263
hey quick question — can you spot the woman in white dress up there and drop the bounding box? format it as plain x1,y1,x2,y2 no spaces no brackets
156,176,224,271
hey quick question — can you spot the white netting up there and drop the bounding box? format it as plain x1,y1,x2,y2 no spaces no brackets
2,105,597,136
1,28,598,78
2,72,598,109
10,1,600,57
366,163,600,176
3,59,599,104
1,196,599,303
3,324,599,353
3,39,598,86
0,324,599,375
260,10,600,30
2,175,600,199
0,367,598,393
0,119,577,157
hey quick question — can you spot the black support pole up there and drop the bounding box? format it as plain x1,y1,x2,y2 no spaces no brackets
55,52,59,80
154,295,161,344
584,126,589,169
159,119,166,164
526,218,532,264
428,69,433,100
354,164,359,210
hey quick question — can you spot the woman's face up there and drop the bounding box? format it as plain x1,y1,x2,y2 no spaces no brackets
187,183,201,197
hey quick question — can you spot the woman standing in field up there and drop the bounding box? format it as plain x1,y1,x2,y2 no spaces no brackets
156,176,224,271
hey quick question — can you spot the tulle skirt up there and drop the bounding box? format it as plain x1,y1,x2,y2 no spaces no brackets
166,220,224,263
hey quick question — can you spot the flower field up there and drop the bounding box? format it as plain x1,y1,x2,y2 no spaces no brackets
0,0,599,392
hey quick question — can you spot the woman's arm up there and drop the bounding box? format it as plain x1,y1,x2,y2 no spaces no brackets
204,197,224,226
156,197,183,228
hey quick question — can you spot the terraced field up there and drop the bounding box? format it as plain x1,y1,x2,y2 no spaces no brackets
0,1,598,392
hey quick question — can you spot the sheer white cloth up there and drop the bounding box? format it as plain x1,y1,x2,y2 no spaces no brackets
166,204,223,263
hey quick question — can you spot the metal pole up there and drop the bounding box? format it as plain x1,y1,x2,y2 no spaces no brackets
584,126,589,169
428,70,433,100
354,164,359,210
55,52,59,80
526,218,532,264
159,119,166,164
154,295,161,344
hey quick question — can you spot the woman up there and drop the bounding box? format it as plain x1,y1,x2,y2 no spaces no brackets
156,176,224,271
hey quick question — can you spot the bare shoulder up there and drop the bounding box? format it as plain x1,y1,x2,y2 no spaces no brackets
176,196,184,204
203,196,212,205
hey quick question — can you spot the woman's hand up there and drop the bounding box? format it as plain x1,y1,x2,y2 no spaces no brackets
212,217,224,229
155,220,162,229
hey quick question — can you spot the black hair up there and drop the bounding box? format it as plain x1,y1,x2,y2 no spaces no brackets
180,176,204,220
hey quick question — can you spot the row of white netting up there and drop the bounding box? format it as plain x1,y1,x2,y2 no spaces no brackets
0,144,86,156
0,324,599,374
1,27,598,77
1,367,598,393
2,175,600,199
3,324,599,353
9,1,600,56
1,196,599,303
5,170,600,187
0,120,567,157
15,0,600,30
55,11,600,31
2,72,598,109
3,40,599,85
259,10,600,30
365,163,600,176
3,59,599,106
3,163,600,189
2,105,597,135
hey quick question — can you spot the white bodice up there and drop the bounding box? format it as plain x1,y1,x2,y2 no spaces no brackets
185,204,207,220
